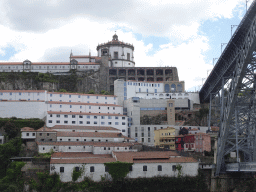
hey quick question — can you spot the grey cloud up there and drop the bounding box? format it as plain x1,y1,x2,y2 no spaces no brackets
0,0,239,36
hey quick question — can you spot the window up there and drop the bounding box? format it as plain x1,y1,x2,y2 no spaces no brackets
89,106,91,109
158,165,162,171
72,115,75,118
115,122,119,125
64,121,68,124
69,147,71,149
172,165,176,171
94,116,97,119
56,120,60,123
101,116,105,119
69,95,71,98
108,122,112,125
64,115,68,118
94,121,97,124
60,105,62,108
50,94,52,97
122,122,126,125
50,104,52,108
96,96,98,99
79,115,83,118
56,114,60,118
70,105,72,108
75,167,79,172
108,116,112,119
122,129,125,132
60,94,62,97
79,121,83,124
72,121,75,124
87,121,90,124
114,52,118,59
48,120,52,123
32,133,35,136
143,165,147,171
76,139,79,141
101,122,105,125
80,106,82,109
105,166,109,172
115,116,118,119
26,133,29,136
129,166,133,171
39,133,42,136
90,166,94,172
87,116,90,119
60,167,64,172
122,117,125,120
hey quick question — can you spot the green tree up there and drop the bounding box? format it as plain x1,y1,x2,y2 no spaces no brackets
88,89,95,94
104,162,133,181
0,161,25,192
3,121,20,139
59,89,67,92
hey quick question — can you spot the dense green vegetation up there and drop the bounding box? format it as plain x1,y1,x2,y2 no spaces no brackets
0,117,45,130
0,138,22,179
140,114,167,125
104,162,133,181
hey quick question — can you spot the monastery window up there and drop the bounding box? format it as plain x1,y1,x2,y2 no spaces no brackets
87,121,90,124
79,121,83,124
148,138,151,142
56,114,60,118
135,133,138,137
143,165,147,171
50,114,52,117
10,92,12,95
64,115,68,118
87,116,90,119
96,96,98,99
115,122,119,125
48,120,52,123
26,133,29,136
33,133,35,136
105,96,107,100
108,122,112,125
172,165,176,171
114,52,118,59
90,166,94,172
94,121,97,124
84,139,86,141
70,105,72,108
64,121,68,124
94,116,97,119
60,94,62,97
108,116,112,119
72,115,75,118
158,165,162,171
101,122,105,125
69,95,71,98
122,122,126,125
19,92,21,95
115,116,118,119
56,120,60,124
141,133,144,137
72,121,76,124
122,117,125,120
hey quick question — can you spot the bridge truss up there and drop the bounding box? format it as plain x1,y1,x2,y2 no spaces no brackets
200,1,256,175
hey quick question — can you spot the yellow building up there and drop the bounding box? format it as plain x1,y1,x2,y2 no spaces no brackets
154,127,176,150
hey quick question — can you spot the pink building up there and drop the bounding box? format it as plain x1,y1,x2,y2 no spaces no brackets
194,133,211,152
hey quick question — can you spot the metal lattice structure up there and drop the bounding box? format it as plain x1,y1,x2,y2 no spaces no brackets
200,1,256,175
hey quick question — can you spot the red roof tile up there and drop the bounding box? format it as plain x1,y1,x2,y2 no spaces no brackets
37,141,134,147
21,127,36,132
47,111,125,116
52,152,112,159
56,132,125,138
51,125,120,131
37,127,57,132
47,101,121,107
48,92,117,97
0,90,45,93
50,158,115,164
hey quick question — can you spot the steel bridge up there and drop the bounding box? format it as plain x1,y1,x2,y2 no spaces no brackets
199,0,256,175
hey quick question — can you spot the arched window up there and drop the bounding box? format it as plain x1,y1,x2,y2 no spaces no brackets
171,84,176,92
164,84,170,92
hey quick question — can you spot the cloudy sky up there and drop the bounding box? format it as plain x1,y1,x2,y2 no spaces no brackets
0,0,253,91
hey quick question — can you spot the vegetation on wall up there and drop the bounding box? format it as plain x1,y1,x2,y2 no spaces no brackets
0,161,26,192
0,117,45,130
72,164,86,182
184,107,209,126
0,138,22,179
104,162,133,181
140,114,167,125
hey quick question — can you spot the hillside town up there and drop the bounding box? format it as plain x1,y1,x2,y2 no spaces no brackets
0,34,216,183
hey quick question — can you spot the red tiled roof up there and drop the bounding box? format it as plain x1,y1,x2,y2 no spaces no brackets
0,62,23,65
21,127,36,132
50,158,115,164
37,141,134,147
48,92,117,97
47,101,121,107
0,90,45,93
52,152,112,159
47,111,125,116
0,100,45,102
133,157,198,163
70,55,101,60
37,127,56,132
57,132,125,138
113,151,180,163
51,125,120,131
0,62,99,66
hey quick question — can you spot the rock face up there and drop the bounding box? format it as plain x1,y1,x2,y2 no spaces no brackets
0,70,103,93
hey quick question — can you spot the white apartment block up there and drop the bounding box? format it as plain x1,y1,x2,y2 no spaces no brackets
0,90,128,134
46,112,128,136
114,79,199,105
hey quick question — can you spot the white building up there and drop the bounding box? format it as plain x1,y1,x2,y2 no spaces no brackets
114,79,199,105
50,151,198,182
37,142,136,154
50,125,121,133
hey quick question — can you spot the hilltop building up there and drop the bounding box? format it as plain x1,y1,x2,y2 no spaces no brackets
0,34,178,93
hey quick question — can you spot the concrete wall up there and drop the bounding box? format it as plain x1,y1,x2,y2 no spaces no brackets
0,101,47,119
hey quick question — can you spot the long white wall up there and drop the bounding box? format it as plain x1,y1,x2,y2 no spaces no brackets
50,162,199,182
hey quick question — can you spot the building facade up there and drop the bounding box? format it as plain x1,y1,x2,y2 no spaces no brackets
154,127,176,150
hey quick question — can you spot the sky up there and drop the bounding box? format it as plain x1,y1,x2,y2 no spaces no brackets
0,0,254,92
